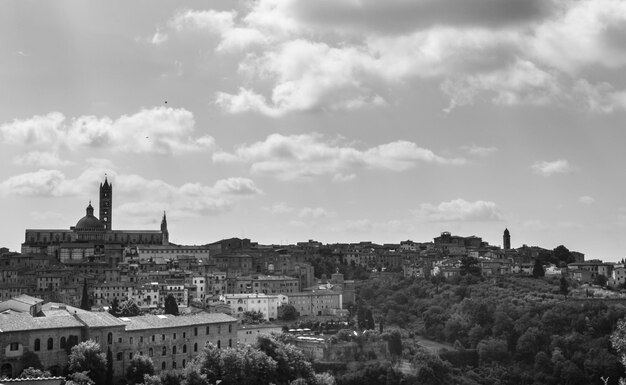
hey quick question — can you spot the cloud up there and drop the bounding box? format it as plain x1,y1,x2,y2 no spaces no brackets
578,196,596,205
0,168,262,220
415,199,503,222
298,207,336,219
0,107,214,155
531,159,573,176
263,202,294,214
462,144,499,157
154,0,626,115
214,133,464,180
12,151,74,167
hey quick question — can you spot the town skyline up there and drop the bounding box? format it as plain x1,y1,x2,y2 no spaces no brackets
2,0,626,261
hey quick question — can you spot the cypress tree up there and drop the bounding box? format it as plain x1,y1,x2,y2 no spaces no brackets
80,278,90,311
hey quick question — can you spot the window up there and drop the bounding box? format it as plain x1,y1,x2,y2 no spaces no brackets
140,336,143,343
217,340,221,349
182,344,187,353
182,332,186,338
149,348,153,357
162,362,166,370
162,334,165,341
152,335,155,342
130,337,133,344
228,325,232,333
172,346,177,355
129,353,133,359
182,359,186,368
118,337,123,343
60,337,66,349
108,333,113,345
10,342,19,351
228,339,232,348
34,339,41,351
194,327,198,336
117,352,123,361
162,347,167,356
173,333,177,340
194,343,198,352
172,361,177,369
47,338,53,350
205,326,209,335
217,325,221,334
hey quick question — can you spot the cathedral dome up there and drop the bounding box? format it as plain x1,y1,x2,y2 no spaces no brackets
75,202,105,231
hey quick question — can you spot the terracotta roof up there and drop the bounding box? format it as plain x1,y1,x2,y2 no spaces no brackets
0,312,83,332
123,312,236,331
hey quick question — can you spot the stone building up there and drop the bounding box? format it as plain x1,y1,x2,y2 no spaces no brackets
21,178,169,267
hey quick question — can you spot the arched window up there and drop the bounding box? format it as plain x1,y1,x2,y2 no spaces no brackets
161,362,166,370
60,337,66,349
149,348,153,357
107,333,113,345
194,343,198,352
172,346,177,355
162,347,167,356
47,338,53,350
182,344,187,353
34,339,40,351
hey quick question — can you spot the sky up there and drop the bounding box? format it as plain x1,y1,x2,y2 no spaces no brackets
1,0,626,260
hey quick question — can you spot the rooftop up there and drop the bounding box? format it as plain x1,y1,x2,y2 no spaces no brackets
122,312,236,331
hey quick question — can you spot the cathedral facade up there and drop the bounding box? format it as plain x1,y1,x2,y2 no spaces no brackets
21,178,169,266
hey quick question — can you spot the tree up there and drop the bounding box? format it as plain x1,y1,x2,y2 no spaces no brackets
19,351,43,370
67,372,95,385
553,245,575,265
19,367,51,378
242,310,265,324
68,340,107,385
559,276,569,298
594,274,608,287
109,298,120,317
460,257,481,276
532,259,545,278
256,334,315,385
80,278,91,311
277,304,298,321
120,299,141,317
125,354,155,385
105,348,113,385
164,294,179,316
385,330,403,359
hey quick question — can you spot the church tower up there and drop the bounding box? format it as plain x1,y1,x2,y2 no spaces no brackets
99,177,112,231
503,228,511,250
161,211,169,245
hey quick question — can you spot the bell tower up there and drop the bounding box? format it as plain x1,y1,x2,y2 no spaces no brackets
503,228,511,250
99,176,112,231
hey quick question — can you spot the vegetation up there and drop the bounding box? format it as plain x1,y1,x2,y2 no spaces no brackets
164,294,180,316
278,304,299,321
125,355,155,385
68,340,107,385
350,274,626,384
19,367,51,378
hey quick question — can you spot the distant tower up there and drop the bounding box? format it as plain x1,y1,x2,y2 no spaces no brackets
503,228,511,250
161,211,169,245
99,177,112,230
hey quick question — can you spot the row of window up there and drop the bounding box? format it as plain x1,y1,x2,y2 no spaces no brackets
33,335,78,351
114,339,233,361
106,325,234,345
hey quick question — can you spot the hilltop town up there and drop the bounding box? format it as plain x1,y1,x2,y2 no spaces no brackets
2,178,626,384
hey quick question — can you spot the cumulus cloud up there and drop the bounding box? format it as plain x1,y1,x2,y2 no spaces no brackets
153,0,626,115
578,196,596,205
415,199,503,222
531,159,573,176
263,202,294,214
12,151,74,167
214,133,464,180
0,107,214,155
0,168,262,220
461,144,499,157
298,207,336,219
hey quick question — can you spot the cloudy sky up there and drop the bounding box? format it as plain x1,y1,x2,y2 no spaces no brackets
1,0,626,260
